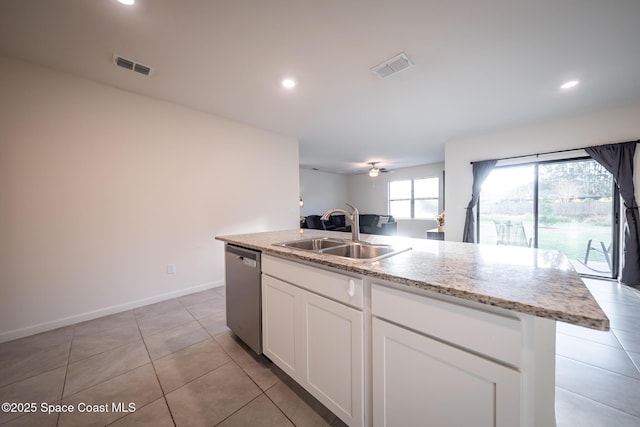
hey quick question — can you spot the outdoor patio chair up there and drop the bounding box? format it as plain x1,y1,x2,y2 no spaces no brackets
512,223,532,247
494,220,507,245
494,220,532,247
583,239,612,271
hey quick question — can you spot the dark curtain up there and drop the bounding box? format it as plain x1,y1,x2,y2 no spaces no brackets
463,160,497,243
586,140,640,285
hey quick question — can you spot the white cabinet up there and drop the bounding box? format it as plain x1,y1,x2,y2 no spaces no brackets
304,287,363,423
262,256,364,426
261,254,556,427
371,284,556,427
372,317,520,427
262,274,300,378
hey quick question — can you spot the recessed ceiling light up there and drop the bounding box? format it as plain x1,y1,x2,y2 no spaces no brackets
281,78,296,89
117,0,135,5
560,80,579,90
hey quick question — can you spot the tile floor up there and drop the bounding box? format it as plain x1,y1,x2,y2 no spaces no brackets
0,287,343,427
1,278,639,426
556,278,640,426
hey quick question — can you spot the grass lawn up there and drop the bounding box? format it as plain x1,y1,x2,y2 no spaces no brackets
538,223,611,261
479,219,612,262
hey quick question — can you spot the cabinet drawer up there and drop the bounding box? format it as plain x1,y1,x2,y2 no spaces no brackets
372,284,522,367
263,255,363,309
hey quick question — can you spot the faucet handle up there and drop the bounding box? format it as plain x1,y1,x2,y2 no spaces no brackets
345,202,359,215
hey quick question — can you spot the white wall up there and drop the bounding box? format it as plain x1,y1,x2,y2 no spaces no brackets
445,103,640,242
347,163,445,238
299,168,348,216
0,57,299,342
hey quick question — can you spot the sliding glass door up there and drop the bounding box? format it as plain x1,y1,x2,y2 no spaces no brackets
478,165,535,247
478,157,619,278
538,160,617,276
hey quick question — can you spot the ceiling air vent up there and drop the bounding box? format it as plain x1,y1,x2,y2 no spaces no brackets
370,52,414,78
133,63,151,76
113,54,153,76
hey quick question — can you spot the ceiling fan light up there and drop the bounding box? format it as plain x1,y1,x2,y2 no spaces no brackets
368,161,381,177
560,80,579,90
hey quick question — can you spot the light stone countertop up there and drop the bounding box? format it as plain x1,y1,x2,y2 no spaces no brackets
216,229,609,331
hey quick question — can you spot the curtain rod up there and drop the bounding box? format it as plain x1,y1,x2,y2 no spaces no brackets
469,147,585,165
470,139,639,165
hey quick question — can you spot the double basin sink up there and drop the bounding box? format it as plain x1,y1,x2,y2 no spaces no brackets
274,237,410,262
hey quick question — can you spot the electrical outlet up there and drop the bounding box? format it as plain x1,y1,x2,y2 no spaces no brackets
167,264,176,274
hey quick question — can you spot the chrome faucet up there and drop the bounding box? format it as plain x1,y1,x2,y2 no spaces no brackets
321,202,360,242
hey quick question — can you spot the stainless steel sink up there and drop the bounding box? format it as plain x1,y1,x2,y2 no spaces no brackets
320,242,398,259
274,238,410,262
274,238,348,251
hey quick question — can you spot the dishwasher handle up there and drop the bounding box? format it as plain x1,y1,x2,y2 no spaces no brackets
225,244,261,268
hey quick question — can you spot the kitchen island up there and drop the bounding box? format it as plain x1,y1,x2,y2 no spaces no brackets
216,229,609,427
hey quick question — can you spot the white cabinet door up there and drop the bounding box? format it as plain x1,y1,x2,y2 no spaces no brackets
262,274,302,379
372,317,520,427
262,270,364,426
303,291,363,426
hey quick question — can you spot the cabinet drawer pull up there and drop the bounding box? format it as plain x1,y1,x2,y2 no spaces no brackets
347,279,356,297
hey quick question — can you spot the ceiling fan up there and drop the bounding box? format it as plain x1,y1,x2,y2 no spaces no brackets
367,162,390,177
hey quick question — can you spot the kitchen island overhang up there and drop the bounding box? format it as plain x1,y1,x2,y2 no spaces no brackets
216,229,609,331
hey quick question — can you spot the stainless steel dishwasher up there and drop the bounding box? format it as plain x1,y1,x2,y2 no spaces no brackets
224,244,262,354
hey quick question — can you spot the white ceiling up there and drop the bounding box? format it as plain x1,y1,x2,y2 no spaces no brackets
1,0,639,174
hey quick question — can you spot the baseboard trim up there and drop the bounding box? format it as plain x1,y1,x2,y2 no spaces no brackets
0,280,224,343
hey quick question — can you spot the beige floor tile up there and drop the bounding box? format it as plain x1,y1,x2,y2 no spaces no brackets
0,340,70,388
218,394,294,427
70,314,141,363
108,397,174,427
0,326,74,359
214,330,253,359
556,387,640,427
153,338,230,393
64,340,150,397
143,320,209,360
266,381,336,427
73,311,136,334
69,329,142,363
1,405,60,427
166,362,261,427
178,288,222,307
197,310,229,337
133,300,185,322
233,352,280,391
58,364,162,427
556,355,640,417
137,308,195,338
183,297,225,320
0,366,66,424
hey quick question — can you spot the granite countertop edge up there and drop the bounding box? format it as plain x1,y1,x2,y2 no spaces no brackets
216,230,610,331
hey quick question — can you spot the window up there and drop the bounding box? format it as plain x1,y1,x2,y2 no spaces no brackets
389,177,439,219
478,157,619,279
